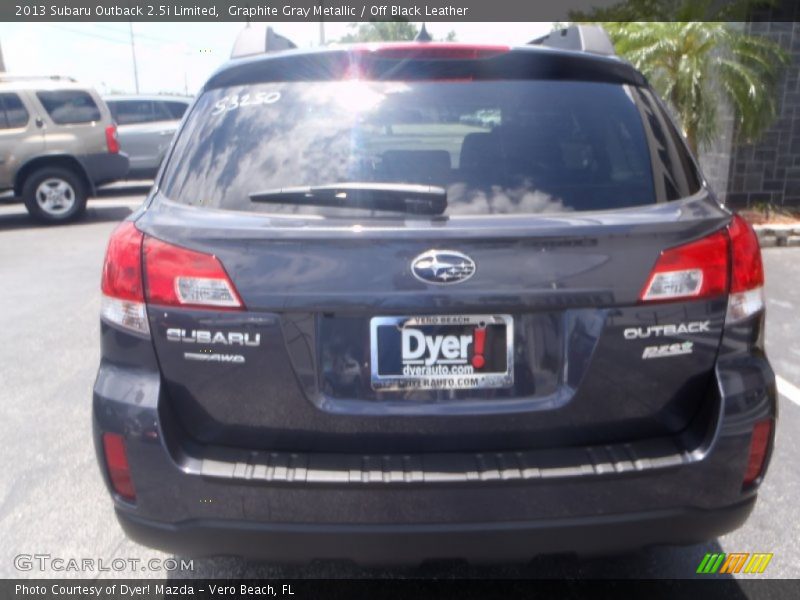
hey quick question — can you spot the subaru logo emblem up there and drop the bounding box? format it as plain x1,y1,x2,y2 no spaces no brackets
411,250,476,285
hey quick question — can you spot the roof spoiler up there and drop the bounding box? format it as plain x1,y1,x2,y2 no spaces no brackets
529,25,615,56
231,25,297,59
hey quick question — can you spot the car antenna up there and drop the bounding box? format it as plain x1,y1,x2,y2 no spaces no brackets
415,23,433,42
231,25,297,58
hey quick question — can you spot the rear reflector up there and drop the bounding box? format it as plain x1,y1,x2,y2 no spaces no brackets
743,419,772,488
640,230,729,302
143,237,243,309
100,222,149,336
727,214,765,324
102,433,136,501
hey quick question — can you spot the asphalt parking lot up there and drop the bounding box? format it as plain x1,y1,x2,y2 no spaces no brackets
1,188,798,580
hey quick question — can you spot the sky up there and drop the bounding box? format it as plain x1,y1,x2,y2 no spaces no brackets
0,22,554,96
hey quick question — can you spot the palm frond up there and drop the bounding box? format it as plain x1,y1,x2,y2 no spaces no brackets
606,21,788,151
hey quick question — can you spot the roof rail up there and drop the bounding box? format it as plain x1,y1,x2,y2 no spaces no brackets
529,25,615,56
231,25,297,59
0,74,77,83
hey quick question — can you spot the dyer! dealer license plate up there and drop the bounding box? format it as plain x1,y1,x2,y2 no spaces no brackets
369,315,514,391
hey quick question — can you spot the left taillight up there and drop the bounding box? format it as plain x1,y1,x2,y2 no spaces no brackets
143,236,243,309
102,432,136,501
100,222,149,336
105,124,120,154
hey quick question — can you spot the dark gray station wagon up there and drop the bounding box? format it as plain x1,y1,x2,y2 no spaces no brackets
94,28,776,564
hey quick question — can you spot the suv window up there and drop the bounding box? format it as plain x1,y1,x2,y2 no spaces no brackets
109,100,175,125
36,90,101,125
0,93,29,128
161,80,701,218
109,100,147,125
163,101,189,120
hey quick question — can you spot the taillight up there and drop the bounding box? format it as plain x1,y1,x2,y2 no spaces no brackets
100,222,149,336
143,237,243,309
639,230,729,302
727,214,765,323
105,124,120,154
742,419,772,488
639,215,765,319
102,433,136,501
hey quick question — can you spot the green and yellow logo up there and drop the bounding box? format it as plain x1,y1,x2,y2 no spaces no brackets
696,552,773,574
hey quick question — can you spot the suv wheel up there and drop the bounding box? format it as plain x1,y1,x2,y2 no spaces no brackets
22,167,88,223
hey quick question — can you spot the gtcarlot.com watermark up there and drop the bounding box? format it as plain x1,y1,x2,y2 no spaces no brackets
14,554,193,573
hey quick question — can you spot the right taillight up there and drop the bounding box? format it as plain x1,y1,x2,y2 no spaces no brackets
639,214,765,323
639,230,729,302
726,214,765,324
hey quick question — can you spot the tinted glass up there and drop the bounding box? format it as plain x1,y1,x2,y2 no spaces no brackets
108,100,154,125
164,101,189,119
153,101,173,121
161,80,696,218
36,90,101,125
0,93,29,128
635,89,702,200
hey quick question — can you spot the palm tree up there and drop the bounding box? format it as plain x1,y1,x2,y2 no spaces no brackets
602,22,788,153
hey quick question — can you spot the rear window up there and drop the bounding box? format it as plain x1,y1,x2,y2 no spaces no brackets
36,90,101,125
161,80,700,218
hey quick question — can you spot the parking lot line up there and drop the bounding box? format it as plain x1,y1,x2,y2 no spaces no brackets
776,375,800,407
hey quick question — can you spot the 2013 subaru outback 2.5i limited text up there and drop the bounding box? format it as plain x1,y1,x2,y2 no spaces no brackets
94,28,776,564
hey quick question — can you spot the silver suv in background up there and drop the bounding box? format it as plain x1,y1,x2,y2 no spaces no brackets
0,76,129,222
104,95,191,179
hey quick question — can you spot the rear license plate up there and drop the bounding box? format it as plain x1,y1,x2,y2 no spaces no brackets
370,315,514,391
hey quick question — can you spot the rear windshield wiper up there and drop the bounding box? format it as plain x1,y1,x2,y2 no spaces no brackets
249,183,447,215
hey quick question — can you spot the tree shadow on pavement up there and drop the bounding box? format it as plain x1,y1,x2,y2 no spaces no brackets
96,182,153,198
0,205,134,232
166,539,748,589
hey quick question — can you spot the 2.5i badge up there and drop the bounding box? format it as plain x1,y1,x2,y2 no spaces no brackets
642,341,694,359
369,315,514,391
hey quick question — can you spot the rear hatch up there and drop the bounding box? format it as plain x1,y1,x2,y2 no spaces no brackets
137,46,729,454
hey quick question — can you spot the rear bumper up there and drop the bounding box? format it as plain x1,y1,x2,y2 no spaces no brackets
117,499,755,564
93,317,777,563
77,152,129,188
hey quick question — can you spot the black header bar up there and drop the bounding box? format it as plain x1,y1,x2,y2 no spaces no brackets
5,0,798,22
